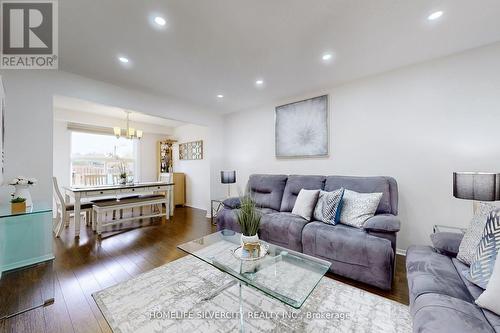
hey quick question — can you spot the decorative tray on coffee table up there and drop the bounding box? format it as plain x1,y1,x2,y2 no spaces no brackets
231,243,269,261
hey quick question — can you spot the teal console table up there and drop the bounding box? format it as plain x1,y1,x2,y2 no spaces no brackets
0,202,54,319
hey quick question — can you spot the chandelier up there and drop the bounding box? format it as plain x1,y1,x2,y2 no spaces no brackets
113,111,143,140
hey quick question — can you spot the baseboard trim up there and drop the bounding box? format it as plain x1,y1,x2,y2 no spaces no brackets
396,248,406,256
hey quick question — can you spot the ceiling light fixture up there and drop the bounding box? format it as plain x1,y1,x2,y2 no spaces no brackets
255,79,264,86
154,16,166,26
113,111,143,140
118,56,129,63
322,53,333,61
427,11,443,21
217,94,224,99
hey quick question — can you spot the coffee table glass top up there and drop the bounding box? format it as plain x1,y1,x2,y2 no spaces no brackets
177,230,331,308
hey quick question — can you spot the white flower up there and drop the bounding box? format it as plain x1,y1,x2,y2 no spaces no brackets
28,178,38,185
19,179,29,185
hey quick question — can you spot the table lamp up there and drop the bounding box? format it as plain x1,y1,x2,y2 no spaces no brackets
221,171,236,197
453,172,500,212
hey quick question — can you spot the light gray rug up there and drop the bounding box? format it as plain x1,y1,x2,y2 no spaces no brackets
93,255,411,333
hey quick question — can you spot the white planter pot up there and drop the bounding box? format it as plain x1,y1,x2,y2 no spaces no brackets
241,233,259,245
13,184,33,207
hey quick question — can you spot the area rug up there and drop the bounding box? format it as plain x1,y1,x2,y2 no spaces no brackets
93,255,411,333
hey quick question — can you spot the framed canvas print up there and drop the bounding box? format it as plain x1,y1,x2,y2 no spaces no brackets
275,95,328,158
0,76,4,185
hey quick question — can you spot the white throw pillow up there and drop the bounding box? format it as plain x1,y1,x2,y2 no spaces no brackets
476,255,500,315
457,202,497,265
292,189,320,221
340,190,383,228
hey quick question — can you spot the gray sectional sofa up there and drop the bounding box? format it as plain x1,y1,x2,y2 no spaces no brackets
216,174,401,290
407,239,500,333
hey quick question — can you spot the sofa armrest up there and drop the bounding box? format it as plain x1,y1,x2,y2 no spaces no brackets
222,197,241,209
363,214,400,233
430,232,464,257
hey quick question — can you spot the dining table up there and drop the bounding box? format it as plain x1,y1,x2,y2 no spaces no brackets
64,181,174,238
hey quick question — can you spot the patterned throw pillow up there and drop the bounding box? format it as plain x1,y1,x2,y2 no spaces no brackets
458,202,497,265
313,188,345,225
339,190,383,228
466,209,500,289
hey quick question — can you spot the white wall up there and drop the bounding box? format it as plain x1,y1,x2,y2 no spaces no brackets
53,109,173,188
0,70,226,206
172,124,211,211
223,42,500,251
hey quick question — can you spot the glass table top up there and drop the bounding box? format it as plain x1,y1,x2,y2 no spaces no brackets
0,202,52,219
178,230,331,308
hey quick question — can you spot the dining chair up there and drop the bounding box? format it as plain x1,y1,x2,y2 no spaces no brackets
53,177,93,237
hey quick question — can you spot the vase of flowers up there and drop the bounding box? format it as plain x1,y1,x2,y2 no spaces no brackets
117,162,128,185
9,177,37,207
237,195,262,258
11,197,27,214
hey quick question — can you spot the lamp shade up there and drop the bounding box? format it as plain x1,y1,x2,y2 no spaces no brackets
221,171,236,184
453,172,500,201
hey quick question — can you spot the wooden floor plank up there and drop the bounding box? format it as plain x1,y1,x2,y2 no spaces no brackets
0,206,408,333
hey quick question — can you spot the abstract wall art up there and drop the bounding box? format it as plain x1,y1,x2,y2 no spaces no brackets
275,95,328,158
179,140,203,160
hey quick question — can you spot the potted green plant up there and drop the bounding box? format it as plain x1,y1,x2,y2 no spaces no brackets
236,195,261,255
11,196,27,214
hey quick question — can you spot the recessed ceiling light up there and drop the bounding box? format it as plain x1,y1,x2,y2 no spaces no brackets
217,94,224,99
154,16,166,26
322,53,333,61
255,79,264,85
118,56,129,63
427,11,443,21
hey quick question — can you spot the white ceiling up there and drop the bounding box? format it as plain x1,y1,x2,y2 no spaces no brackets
59,0,500,114
54,95,186,128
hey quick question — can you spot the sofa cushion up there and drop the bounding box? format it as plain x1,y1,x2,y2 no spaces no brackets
302,222,388,267
279,175,325,212
302,222,394,289
291,189,319,221
475,257,500,324
412,293,494,333
467,209,500,289
313,188,344,224
453,256,500,330
247,174,288,211
339,190,383,228
259,212,308,252
406,245,473,305
458,202,497,265
324,175,397,215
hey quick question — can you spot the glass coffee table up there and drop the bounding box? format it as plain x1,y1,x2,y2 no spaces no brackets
178,229,331,309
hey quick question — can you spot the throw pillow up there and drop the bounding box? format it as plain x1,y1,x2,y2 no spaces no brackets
458,202,497,265
466,209,500,289
292,189,320,221
339,190,383,228
313,188,345,225
476,254,500,316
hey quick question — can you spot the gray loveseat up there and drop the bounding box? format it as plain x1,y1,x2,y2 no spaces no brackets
216,174,400,290
407,237,500,332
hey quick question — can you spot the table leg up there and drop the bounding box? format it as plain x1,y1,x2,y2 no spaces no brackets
239,281,245,333
74,195,81,238
201,279,238,301
64,193,70,204
165,189,170,220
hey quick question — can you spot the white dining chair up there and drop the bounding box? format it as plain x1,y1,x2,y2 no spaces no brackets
53,177,93,237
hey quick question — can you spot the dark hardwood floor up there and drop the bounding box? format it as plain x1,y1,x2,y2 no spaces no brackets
0,207,408,333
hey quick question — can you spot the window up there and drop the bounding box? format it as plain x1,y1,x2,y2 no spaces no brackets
70,131,137,186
